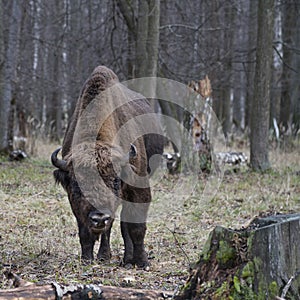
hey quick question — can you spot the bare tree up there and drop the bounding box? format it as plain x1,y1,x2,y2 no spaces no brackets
222,3,236,138
245,0,257,130
279,1,297,133
117,0,160,80
291,7,300,134
0,1,4,149
0,0,21,153
0,0,298,152
250,0,275,171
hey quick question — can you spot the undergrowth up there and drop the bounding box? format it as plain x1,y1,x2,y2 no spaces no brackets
0,145,299,292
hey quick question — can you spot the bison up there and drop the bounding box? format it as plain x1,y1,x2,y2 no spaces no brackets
51,66,164,268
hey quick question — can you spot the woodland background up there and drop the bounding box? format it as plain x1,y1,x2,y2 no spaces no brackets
0,1,300,297
0,0,299,160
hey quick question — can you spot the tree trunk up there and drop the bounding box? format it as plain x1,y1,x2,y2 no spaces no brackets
279,2,297,133
144,0,160,99
146,0,160,78
135,0,160,98
47,0,63,142
0,2,4,150
0,0,21,153
222,4,235,138
270,69,281,132
232,3,246,133
245,0,257,130
115,0,137,80
66,0,83,120
135,0,149,79
118,0,160,96
222,88,231,139
210,0,223,124
233,85,243,133
291,36,300,135
290,3,300,135
250,0,274,171
176,213,300,300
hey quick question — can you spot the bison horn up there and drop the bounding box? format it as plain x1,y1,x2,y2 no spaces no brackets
51,147,68,172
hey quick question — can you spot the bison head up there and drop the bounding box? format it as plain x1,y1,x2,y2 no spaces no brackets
51,142,137,235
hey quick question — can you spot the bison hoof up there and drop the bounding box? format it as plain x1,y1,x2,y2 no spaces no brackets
121,258,150,270
97,247,111,261
97,253,111,262
136,261,150,270
123,262,149,270
124,262,134,269
81,257,93,265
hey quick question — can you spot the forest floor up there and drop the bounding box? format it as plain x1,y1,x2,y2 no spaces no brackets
0,141,299,296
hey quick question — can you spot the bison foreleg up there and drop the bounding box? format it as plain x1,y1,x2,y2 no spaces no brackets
97,221,113,261
78,223,96,262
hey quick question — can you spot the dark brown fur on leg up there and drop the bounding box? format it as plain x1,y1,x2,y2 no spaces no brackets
97,221,113,261
120,186,151,268
128,222,148,268
78,223,97,262
121,221,134,266
121,221,148,268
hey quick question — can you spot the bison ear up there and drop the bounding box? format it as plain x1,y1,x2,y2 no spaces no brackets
53,169,70,190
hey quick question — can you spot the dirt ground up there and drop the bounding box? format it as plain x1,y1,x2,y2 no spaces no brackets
0,142,299,296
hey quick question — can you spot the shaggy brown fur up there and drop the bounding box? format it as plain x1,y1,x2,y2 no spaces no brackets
52,66,164,267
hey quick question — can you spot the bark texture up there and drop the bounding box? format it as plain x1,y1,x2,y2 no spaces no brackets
250,0,274,171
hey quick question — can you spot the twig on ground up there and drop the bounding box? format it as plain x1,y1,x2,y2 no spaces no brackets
167,227,191,269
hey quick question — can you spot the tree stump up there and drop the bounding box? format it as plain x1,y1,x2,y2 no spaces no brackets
176,213,300,299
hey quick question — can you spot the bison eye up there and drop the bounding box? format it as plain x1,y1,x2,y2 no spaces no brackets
129,143,137,158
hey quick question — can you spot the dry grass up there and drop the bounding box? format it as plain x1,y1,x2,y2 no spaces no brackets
0,141,299,294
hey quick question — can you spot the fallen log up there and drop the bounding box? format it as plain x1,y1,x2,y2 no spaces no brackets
176,213,300,299
0,272,172,300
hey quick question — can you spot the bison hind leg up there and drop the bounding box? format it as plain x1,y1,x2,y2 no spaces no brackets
121,221,134,266
121,221,149,269
120,187,151,269
129,222,149,269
